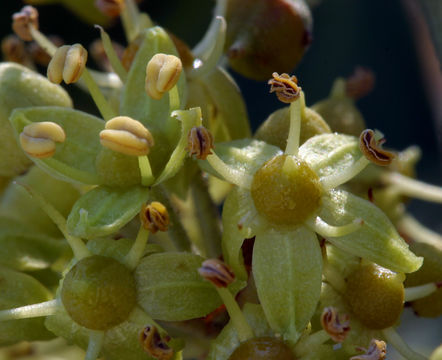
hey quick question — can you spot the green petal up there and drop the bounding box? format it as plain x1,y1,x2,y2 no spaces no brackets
10,107,104,185
67,185,149,239
198,139,282,180
298,133,360,179
0,266,54,345
207,304,273,360
319,189,423,273
253,226,322,342
120,26,187,176
221,187,256,281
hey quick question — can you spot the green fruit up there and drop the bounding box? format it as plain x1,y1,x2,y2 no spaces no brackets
228,337,296,360
61,255,137,330
345,263,404,329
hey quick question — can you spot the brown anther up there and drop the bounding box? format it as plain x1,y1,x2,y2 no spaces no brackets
187,126,214,160
320,307,350,343
28,35,64,66
12,6,39,42
140,202,170,234
95,0,125,18
1,35,27,64
350,339,387,360
198,259,235,288
346,67,376,100
359,129,396,166
268,72,301,103
139,325,173,360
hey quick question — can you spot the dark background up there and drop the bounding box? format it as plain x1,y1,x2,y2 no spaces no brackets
1,0,441,233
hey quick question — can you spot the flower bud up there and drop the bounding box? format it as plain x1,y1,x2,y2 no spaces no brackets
12,6,39,42
140,201,169,233
199,259,235,288
187,126,214,160
95,0,125,18
145,53,182,100
139,325,173,360
47,44,87,84
19,121,66,159
100,116,154,156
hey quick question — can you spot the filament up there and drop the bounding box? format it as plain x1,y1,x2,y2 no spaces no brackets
124,226,150,271
206,152,253,190
0,299,60,321
320,156,370,191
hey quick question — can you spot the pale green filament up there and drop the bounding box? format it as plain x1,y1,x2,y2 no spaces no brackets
320,156,370,191
169,85,180,111
96,25,127,82
124,226,150,271
216,287,254,342
206,152,253,190
0,299,60,321
381,172,442,203
382,327,427,360
138,155,155,186
404,283,438,302
29,25,57,56
285,93,303,156
307,216,363,238
397,214,442,248
85,330,105,360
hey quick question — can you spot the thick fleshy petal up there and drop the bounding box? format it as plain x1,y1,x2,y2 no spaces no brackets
319,189,422,273
253,226,322,342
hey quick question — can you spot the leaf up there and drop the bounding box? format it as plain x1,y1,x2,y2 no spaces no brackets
0,266,54,345
298,133,361,180
120,26,187,176
135,252,244,321
67,185,149,239
10,107,104,185
252,226,322,343
319,189,423,273
198,139,282,180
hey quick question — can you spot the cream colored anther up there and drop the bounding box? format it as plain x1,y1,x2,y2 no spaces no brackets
47,44,88,84
100,116,154,156
145,53,182,100
20,122,66,159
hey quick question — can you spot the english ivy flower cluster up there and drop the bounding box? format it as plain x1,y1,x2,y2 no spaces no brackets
0,1,441,360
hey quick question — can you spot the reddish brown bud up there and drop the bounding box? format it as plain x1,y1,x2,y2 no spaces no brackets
187,126,214,160
12,6,39,42
359,129,396,166
140,202,169,234
320,307,350,343
268,72,301,103
139,326,173,360
199,259,235,288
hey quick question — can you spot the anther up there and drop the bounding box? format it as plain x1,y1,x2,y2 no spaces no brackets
19,122,66,159
47,44,88,84
145,53,182,100
320,307,350,343
140,202,169,234
350,339,387,360
95,0,125,18
187,126,214,160
198,259,235,288
346,67,375,100
100,116,154,156
12,6,39,42
359,129,396,166
139,325,173,360
268,72,301,103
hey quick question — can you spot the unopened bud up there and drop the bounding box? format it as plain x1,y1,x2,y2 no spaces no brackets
199,259,235,288
19,122,66,159
140,201,169,233
359,129,395,166
95,0,125,18
145,53,182,100
350,339,387,360
12,6,39,42
1,35,28,64
47,44,87,84
139,325,173,360
320,307,350,343
100,116,154,156
268,72,301,103
187,126,214,160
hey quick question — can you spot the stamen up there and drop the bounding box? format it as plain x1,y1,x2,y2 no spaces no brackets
397,214,442,248
187,126,214,160
268,72,301,104
0,299,59,321
284,92,303,156
306,216,363,238
15,182,90,260
380,172,442,203
350,339,387,360
404,282,440,302
359,129,395,166
140,202,170,234
19,121,66,159
320,156,370,191
381,327,426,360
320,307,350,343
84,330,105,360
138,155,155,186
199,259,254,342
139,325,174,360
206,152,253,189
124,225,149,271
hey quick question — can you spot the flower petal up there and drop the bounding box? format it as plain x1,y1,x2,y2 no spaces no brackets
253,226,322,342
319,189,422,273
